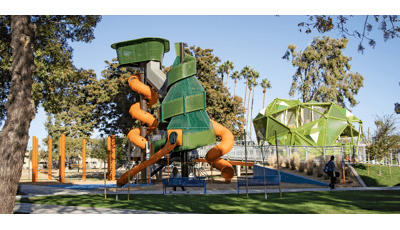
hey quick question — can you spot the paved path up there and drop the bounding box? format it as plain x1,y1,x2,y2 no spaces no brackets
14,184,400,214
13,203,183,214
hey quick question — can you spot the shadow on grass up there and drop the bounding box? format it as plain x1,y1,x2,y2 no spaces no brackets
19,190,400,214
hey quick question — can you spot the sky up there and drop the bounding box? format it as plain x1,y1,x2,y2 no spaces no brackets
2,3,399,150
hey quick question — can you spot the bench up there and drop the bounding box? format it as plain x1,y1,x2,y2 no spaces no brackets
162,177,206,195
237,176,279,194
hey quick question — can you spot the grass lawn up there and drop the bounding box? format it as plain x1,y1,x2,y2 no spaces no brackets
16,190,400,214
352,164,400,187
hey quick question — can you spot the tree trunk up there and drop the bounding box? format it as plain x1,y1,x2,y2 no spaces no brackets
244,77,248,111
226,71,229,89
249,87,255,139
263,90,266,108
234,80,237,98
246,86,252,132
0,15,36,214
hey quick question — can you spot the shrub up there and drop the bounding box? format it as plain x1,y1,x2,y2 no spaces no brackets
290,156,296,170
306,154,315,175
277,155,284,168
268,155,276,167
299,162,305,173
293,153,300,170
285,157,290,168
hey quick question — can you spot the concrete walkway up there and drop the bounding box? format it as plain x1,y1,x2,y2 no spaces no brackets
14,184,400,214
13,203,183,214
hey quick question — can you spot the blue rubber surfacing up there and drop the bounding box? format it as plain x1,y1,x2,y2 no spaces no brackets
253,165,329,186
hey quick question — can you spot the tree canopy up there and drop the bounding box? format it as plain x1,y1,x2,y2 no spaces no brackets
297,15,400,54
0,15,101,125
282,36,364,108
186,45,245,138
367,114,400,161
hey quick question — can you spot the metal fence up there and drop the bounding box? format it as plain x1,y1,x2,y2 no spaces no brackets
197,143,376,165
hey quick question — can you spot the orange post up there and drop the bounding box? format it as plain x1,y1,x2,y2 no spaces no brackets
107,136,111,180
59,134,65,183
48,138,52,180
111,135,115,181
32,136,38,182
82,139,86,181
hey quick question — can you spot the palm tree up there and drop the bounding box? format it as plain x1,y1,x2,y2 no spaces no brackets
246,77,254,133
240,65,252,111
217,63,226,86
261,78,272,108
230,70,241,98
224,60,234,90
249,78,259,139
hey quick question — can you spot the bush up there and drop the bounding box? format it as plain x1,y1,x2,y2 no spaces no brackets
268,155,276,167
293,153,300,170
277,155,284,168
285,157,290,168
306,154,315,175
299,162,305,173
290,156,296,170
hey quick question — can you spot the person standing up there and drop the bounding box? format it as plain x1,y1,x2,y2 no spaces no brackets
328,156,336,189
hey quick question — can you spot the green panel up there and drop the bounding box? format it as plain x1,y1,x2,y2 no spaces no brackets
326,118,347,145
152,129,216,154
316,118,327,146
111,37,170,67
167,110,212,134
329,104,347,120
164,76,204,102
267,117,289,139
253,117,267,143
167,54,196,87
162,93,205,120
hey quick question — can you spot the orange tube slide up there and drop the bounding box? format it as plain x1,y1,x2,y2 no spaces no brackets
118,74,178,187
206,120,235,183
126,75,158,149
117,129,182,187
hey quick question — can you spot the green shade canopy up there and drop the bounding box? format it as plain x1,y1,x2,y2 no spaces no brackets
253,98,363,146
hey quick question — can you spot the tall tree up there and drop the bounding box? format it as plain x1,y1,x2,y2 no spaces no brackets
282,36,364,108
261,78,272,108
217,63,226,87
240,65,252,113
0,15,101,213
230,70,241,98
224,60,234,89
187,45,245,138
297,15,400,54
246,70,259,132
367,114,400,175
93,59,144,136
249,77,258,139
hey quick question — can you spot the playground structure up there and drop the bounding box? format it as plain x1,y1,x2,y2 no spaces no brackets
253,98,363,147
111,38,235,187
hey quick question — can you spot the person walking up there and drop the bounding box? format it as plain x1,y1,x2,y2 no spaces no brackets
327,156,336,189
170,167,185,191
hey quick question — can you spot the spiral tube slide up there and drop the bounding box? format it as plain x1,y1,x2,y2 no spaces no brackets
205,120,235,183
126,74,158,149
117,129,182,187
